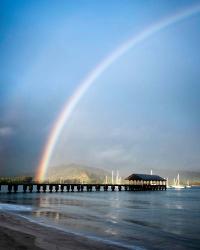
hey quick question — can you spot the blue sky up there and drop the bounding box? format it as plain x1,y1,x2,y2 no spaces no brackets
0,0,200,176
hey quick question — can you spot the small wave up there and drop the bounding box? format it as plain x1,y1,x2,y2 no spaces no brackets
125,219,161,229
0,203,32,212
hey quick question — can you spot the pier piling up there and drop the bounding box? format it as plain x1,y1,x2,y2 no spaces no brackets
37,184,41,193
23,184,27,193
8,184,12,193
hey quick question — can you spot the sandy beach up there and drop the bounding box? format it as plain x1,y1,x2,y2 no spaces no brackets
0,212,126,250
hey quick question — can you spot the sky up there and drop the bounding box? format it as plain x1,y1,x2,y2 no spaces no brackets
0,0,200,176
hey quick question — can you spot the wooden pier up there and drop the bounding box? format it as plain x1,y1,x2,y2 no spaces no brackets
0,173,167,193
0,183,166,193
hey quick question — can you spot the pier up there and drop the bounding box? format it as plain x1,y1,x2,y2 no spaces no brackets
0,174,166,193
0,183,166,193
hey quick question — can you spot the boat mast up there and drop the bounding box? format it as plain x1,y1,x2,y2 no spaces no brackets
177,173,180,186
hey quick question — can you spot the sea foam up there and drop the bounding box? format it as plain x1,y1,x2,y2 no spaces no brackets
0,203,32,212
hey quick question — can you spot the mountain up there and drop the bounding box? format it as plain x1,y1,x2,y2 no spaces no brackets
45,163,200,185
46,164,111,184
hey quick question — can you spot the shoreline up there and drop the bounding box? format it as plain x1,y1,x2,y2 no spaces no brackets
0,211,130,250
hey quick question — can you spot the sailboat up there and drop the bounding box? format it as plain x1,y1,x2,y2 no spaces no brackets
186,180,191,188
171,173,185,189
166,178,172,189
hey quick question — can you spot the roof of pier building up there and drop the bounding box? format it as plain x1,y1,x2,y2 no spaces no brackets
125,174,166,181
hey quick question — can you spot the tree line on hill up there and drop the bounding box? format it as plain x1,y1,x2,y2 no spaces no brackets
0,176,33,184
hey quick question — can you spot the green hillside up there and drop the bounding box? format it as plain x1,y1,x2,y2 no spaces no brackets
46,164,111,184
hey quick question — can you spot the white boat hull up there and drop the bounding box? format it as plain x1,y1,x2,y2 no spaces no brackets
171,185,185,189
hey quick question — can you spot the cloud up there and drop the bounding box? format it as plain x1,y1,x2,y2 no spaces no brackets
0,126,15,137
94,145,136,166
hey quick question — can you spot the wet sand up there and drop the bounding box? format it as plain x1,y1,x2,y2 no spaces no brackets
0,212,126,250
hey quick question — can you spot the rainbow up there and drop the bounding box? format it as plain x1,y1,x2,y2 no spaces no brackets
36,4,200,182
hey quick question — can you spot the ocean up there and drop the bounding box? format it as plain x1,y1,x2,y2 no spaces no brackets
0,188,200,249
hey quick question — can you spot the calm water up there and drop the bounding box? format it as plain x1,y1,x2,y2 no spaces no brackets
0,188,200,249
